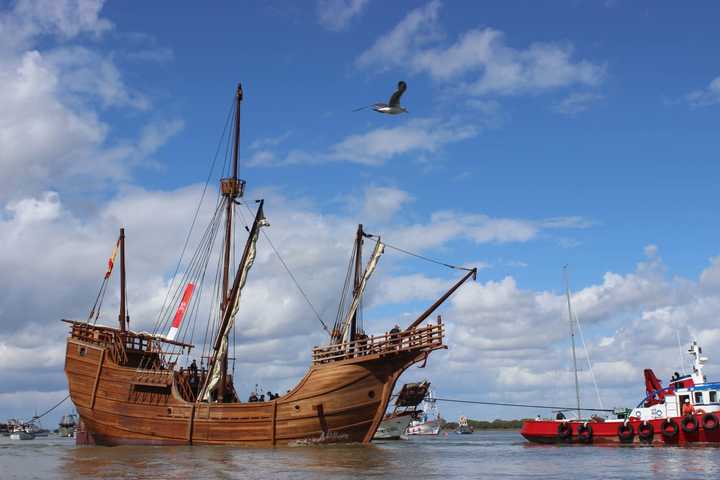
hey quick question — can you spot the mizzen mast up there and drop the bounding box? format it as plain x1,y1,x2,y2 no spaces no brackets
218,83,246,401
349,224,364,342
118,227,128,332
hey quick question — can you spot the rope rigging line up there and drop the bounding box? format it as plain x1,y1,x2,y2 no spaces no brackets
151,96,235,334
363,234,474,273
237,202,332,336
333,241,357,337
151,199,224,340
573,305,605,410
26,394,71,423
433,397,615,413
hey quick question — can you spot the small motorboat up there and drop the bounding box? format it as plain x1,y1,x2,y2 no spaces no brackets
455,416,474,434
9,425,35,441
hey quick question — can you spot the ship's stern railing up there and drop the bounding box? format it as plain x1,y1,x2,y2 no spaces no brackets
312,321,445,365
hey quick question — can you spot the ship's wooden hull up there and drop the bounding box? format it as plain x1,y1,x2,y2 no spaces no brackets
65,337,432,446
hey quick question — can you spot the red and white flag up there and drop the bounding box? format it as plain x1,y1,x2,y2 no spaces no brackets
167,283,195,341
104,239,120,279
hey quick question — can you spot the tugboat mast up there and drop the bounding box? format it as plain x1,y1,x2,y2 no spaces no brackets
564,265,581,420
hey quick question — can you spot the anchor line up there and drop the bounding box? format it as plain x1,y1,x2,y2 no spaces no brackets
434,397,614,413
26,394,71,423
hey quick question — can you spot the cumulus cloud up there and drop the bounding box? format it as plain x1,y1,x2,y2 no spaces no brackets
0,0,181,201
356,1,605,97
316,0,369,31
424,248,720,411
0,180,593,409
360,186,413,223
685,75,720,107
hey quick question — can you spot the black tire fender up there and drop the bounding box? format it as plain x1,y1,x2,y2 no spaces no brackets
702,413,719,431
577,423,593,443
618,422,634,443
661,419,679,439
682,414,699,434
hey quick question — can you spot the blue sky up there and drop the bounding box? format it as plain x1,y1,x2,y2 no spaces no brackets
101,0,720,287
1,0,720,425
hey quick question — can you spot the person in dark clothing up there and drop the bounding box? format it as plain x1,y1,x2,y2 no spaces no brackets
189,359,198,375
248,392,258,402
267,391,274,400
556,411,566,420
259,394,266,402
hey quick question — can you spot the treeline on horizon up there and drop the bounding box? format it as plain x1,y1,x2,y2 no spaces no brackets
441,418,528,430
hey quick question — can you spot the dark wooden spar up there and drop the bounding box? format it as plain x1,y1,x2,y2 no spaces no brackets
63,83,475,446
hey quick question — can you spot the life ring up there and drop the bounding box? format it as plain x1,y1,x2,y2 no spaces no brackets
557,422,572,441
702,413,719,431
661,419,679,439
617,422,634,443
638,421,654,442
577,423,593,443
682,414,699,434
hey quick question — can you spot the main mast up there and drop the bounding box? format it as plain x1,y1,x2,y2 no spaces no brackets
218,84,245,401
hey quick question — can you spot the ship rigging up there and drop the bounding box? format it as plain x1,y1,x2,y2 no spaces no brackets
62,82,477,446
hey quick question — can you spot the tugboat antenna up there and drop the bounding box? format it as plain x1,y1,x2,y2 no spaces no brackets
564,265,581,421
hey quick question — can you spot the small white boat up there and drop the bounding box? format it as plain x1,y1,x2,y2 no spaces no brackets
374,381,431,440
10,429,34,440
374,413,414,440
407,389,441,436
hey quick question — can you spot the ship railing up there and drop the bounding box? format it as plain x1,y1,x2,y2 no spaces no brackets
64,320,193,352
311,322,444,364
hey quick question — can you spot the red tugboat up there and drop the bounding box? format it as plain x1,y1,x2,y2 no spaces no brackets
522,342,720,444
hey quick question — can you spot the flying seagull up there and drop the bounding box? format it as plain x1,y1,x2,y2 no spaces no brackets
354,81,408,115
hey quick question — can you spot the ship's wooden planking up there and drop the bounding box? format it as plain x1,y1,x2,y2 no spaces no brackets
65,324,443,446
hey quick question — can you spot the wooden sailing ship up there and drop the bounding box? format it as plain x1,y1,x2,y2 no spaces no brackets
64,83,476,446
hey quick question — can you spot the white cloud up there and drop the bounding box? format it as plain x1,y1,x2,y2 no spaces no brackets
249,118,478,167
316,0,369,31
389,211,591,252
360,186,413,223
428,248,720,410
553,92,605,115
0,0,182,201
356,0,442,70
356,1,605,97
686,75,720,107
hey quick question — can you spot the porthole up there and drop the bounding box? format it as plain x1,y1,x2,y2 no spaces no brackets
294,405,300,411
79,347,86,357
368,390,375,399
167,407,172,415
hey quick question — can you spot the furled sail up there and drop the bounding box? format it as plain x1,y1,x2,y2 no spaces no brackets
338,237,384,343
202,203,269,401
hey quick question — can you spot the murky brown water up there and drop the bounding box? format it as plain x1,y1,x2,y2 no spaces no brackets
3,431,720,479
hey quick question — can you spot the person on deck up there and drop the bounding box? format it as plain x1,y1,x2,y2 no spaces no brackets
259,394,266,402
189,359,198,376
248,392,258,402
389,325,401,350
556,411,566,420
682,399,694,416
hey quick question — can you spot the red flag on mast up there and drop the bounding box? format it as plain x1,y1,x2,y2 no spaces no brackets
104,238,120,279
167,283,195,341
